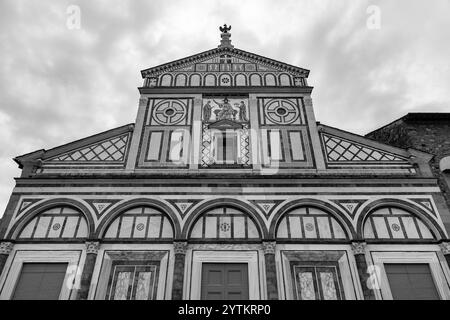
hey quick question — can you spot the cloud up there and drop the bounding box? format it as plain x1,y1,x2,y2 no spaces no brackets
0,0,449,216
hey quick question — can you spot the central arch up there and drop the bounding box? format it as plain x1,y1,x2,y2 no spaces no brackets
269,199,355,240
181,198,268,240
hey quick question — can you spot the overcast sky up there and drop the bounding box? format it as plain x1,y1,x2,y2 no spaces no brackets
0,0,449,216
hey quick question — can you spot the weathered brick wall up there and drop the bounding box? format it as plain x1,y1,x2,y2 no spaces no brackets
367,118,450,227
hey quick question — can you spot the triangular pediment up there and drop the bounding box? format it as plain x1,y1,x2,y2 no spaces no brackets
208,119,243,130
141,47,309,79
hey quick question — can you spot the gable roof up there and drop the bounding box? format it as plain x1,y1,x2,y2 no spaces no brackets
140,46,310,79
14,124,134,168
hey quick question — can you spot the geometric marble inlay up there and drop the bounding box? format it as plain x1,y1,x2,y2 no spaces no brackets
330,199,367,219
408,198,437,217
323,134,407,162
85,199,121,219
49,134,129,162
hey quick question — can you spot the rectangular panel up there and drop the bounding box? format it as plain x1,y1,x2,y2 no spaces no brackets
402,217,420,239
317,217,332,238
118,216,134,238
112,271,132,300
372,217,390,238
384,264,439,300
268,130,283,161
12,263,68,300
233,216,246,238
61,216,79,238
288,131,305,161
205,216,217,238
133,216,148,238
302,217,318,238
289,216,302,238
33,217,52,238
147,216,161,238
168,130,184,161
146,131,163,161
47,216,66,238
219,216,232,239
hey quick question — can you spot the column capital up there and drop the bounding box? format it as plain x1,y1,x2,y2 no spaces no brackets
351,242,367,255
173,241,188,255
0,242,14,255
262,241,276,255
85,241,100,255
440,242,450,255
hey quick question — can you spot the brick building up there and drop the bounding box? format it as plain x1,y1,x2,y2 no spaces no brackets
367,113,450,233
1,27,450,300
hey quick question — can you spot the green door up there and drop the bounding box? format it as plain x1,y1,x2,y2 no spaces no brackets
201,263,249,300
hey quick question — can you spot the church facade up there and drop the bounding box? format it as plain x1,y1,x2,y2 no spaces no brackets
1,26,450,300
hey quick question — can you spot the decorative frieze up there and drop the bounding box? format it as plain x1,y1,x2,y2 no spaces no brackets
86,241,100,255
0,242,14,255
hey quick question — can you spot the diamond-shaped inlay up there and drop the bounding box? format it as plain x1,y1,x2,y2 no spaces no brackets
49,134,129,162
323,134,406,162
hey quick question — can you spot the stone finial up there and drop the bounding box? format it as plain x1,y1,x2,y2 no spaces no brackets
173,241,188,255
262,241,276,255
351,242,367,255
86,241,100,255
218,24,234,49
440,242,450,255
0,242,14,255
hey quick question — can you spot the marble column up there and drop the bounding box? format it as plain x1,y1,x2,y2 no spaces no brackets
0,242,14,277
172,241,188,300
263,241,279,300
77,241,100,300
351,242,376,300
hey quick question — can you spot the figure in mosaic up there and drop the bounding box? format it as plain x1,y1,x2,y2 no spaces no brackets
237,100,248,122
203,101,213,122
214,98,237,121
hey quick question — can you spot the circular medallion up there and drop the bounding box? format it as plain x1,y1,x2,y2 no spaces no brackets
220,222,231,232
136,223,145,231
305,223,314,232
264,100,300,124
52,223,61,231
391,223,400,232
153,100,187,125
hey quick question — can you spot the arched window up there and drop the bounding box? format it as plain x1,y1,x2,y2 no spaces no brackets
279,73,292,86
104,206,173,239
190,206,260,240
204,74,216,86
363,207,435,240
264,74,276,86
189,74,201,86
18,206,88,239
249,74,262,86
175,74,187,86
235,74,247,86
276,207,347,240
160,74,172,86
